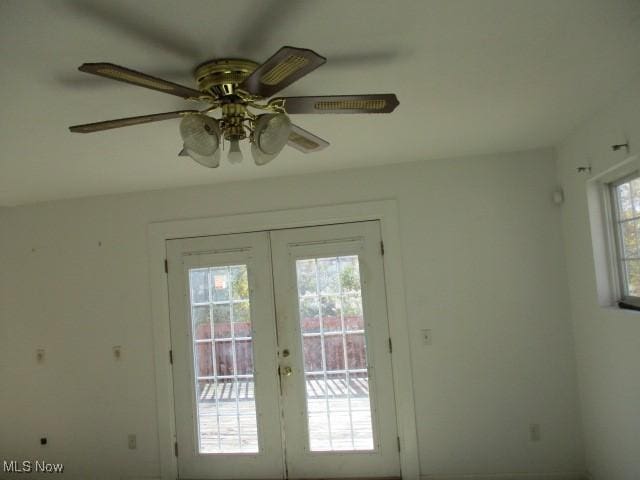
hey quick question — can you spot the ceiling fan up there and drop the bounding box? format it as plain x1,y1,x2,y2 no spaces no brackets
68,46,399,167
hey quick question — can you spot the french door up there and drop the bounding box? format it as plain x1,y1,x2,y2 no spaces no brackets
167,222,400,479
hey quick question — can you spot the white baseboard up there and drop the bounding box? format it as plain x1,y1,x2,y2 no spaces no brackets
421,473,587,480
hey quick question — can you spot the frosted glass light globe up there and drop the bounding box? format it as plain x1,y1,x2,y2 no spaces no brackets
179,114,219,156
252,113,292,165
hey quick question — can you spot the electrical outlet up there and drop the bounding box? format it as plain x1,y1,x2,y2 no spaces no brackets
421,329,432,345
128,434,137,450
529,423,541,442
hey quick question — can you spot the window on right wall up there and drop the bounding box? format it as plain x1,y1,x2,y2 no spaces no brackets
586,155,640,309
609,172,640,307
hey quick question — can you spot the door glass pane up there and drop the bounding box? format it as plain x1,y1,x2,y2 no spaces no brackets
295,255,374,451
189,265,258,454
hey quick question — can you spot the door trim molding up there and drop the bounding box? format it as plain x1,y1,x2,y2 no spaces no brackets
148,200,419,480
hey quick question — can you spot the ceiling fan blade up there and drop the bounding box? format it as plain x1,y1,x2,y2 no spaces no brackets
58,68,193,89
276,94,399,114
78,63,206,100
240,46,326,98
69,110,198,133
287,124,329,153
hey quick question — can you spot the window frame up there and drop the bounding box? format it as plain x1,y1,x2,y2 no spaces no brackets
609,171,640,308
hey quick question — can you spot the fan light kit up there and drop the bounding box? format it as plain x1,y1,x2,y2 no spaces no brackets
69,47,399,167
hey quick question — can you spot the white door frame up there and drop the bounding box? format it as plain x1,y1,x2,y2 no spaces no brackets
148,200,420,480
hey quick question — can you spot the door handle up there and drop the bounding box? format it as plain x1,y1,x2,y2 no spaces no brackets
280,366,293,377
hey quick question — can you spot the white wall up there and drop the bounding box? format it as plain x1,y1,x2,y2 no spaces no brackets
556,77,640,480
0,149,584,479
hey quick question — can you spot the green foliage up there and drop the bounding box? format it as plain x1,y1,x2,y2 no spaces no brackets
340,263,359,292
298,257,361,320
231,266,250,323
231,266,249,299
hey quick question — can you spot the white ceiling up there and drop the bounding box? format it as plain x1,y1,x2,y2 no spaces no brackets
1,0,639,206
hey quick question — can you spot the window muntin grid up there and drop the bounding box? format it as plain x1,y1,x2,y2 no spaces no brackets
611,173,640,299
188,265,259,454
295,255,375,451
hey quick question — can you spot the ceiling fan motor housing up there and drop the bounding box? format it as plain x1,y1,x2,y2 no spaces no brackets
194,58,259,97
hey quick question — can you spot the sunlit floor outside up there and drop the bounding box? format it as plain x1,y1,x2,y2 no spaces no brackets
197,377,373,453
